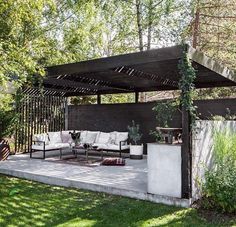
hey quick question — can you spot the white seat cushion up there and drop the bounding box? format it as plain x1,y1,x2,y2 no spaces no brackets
32,143,70,151
108,144,129,151
97,144,129,151
48,132,62,144
96,132,110,144
93,143,105,147
115,132,128,145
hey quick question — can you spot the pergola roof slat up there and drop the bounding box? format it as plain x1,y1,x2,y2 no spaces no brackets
34,44,236,97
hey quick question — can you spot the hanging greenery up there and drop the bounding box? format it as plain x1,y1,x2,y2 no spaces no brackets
178,44,198,127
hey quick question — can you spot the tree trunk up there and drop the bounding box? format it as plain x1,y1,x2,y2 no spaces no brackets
147,0,153,50
192,6,200,48
135,0,144,51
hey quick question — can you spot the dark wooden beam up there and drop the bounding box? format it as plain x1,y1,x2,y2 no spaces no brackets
46,45,183,76
135,92,139,103
181,105,191,199
63,86,179,97
43,77,133,92
188,46,236,85
195,81,236,88
97,94,101,104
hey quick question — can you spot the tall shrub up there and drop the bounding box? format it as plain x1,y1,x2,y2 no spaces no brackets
202,130,236,213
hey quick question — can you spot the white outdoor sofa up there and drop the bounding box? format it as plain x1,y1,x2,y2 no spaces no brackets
30,130,129,159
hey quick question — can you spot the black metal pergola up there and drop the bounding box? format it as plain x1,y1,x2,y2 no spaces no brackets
19,44,236,199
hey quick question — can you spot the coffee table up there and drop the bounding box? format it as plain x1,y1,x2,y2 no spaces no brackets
72,144,103,161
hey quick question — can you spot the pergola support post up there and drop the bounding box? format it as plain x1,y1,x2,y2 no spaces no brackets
65,98,69,130
97,94,101,104
181,99,192,199
135,92,139,103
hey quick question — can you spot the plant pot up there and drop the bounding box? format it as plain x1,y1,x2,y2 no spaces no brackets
0,139,10,161
130,144,143,159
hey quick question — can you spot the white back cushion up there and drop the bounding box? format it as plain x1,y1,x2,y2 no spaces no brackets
109,131,117,144
80,131,87,143
48,131,62,144
33,133,49,145
85,131,98,144
115,132,128,145
61,131,73,143
97,132,110,144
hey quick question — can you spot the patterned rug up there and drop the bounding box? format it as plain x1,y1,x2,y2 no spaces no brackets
45,155,103,167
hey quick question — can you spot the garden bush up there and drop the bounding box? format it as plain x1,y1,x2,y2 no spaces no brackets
202,130,236,213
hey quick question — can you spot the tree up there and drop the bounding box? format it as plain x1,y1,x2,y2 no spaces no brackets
188,0,236,98
0,0,61,88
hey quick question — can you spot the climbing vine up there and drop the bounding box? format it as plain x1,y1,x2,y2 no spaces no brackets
178,44,198,127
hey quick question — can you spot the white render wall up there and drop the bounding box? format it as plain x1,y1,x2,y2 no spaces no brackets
147,143,182,198
192,120,236,200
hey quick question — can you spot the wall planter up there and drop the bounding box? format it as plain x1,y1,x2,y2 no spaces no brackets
130,144,143,159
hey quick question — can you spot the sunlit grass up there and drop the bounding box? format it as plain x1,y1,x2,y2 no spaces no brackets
0,174,235,227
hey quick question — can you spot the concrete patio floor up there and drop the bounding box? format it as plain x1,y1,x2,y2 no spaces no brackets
0,151,190,207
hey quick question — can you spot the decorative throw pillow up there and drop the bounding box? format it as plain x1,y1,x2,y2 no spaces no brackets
70,131,81,143
97,132,110,144
48,131,62,144
109,131,117,144
101,158,125,166
115,132,128,146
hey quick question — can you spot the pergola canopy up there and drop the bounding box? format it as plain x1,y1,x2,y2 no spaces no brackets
28,45,236,97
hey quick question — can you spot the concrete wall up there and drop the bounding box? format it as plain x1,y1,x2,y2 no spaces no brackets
147,143,182,198
192,120,236,200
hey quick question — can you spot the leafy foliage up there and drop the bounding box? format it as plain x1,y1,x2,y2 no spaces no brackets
0,94,17,139
149,129,162,142
178,44,198,127
210,108,236,121
152,99,179,128
202,130,236,213
0,110,16,139
186,0,236,98
127,120,142,145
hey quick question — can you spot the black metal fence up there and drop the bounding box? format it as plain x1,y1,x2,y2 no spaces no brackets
15,93,66,153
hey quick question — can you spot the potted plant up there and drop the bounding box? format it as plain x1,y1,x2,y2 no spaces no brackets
128,120,143,159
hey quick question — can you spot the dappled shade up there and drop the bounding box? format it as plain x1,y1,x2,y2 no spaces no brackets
0,174,231,226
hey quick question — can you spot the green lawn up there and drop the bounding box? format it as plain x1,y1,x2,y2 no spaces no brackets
0,174,235,227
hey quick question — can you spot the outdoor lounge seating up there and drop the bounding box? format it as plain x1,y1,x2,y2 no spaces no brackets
30,130,129,159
